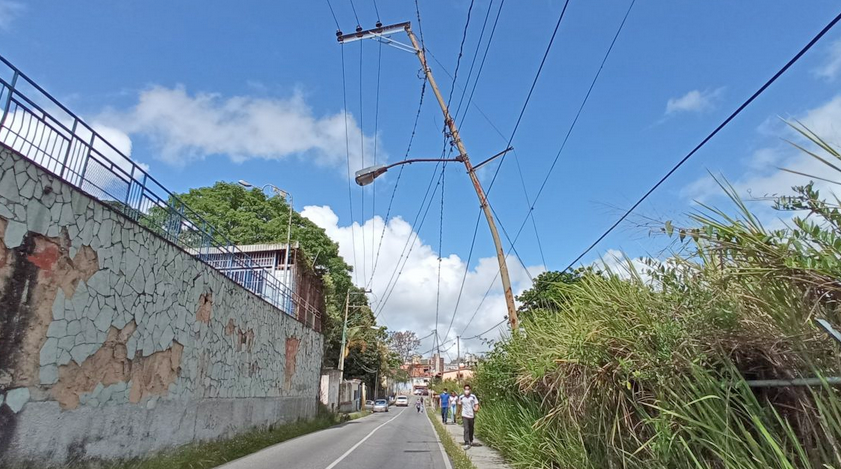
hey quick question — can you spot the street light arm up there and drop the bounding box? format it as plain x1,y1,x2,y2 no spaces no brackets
385,157,462,169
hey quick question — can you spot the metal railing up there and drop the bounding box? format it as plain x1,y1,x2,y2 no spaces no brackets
0,54,321,332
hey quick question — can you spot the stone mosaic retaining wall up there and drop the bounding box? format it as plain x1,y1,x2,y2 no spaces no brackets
0,145,324,464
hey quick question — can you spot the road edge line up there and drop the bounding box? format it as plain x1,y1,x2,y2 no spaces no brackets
324,408,405,469
426,407,455,469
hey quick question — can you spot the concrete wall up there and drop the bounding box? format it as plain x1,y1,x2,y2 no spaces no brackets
0,146,324,465
320,369,341,413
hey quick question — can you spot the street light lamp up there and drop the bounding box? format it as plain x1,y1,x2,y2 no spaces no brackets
238,180,294,306
354,158,462,186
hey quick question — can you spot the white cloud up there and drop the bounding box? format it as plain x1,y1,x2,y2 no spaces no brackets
100,86,382,174
0,1,23,31
665,88,724,115
594,249,656,284
683,94,841,225
814,39,841,81
300,205,543,350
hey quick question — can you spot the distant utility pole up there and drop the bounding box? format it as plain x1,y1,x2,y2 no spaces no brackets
339,22,519,331
456,336,460,370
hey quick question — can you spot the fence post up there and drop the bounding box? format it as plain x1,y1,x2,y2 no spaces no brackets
1,70,17,128
77,129,95,187
59,119,78,181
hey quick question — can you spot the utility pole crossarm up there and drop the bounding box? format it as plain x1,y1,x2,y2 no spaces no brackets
337,22,411,44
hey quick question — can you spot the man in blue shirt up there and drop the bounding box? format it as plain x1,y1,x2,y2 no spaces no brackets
439,388,450,424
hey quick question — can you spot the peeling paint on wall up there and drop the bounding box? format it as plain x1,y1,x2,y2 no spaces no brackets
0,219,98,389
284,338,300,391
196,292,212,324
51,321,183,409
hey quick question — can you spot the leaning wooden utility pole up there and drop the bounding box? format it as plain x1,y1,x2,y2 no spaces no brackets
337,22,519,331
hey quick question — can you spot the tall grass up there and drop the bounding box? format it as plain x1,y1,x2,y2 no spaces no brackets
475,124,841,469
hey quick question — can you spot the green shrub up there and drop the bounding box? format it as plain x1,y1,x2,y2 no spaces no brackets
475,124,841,468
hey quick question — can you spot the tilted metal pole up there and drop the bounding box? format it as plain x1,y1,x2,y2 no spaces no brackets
284,193,293,313
339,290,350,374
403,26,519,330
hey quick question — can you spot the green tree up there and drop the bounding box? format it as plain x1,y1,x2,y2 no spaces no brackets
151,181,381,373
515,269,586,316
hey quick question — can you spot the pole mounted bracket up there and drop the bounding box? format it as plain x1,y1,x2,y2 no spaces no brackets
472,147,514,172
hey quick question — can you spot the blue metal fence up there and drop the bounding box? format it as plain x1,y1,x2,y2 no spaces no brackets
0,54,321,332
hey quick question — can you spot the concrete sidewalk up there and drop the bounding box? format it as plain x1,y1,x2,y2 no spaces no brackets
440,418,513,469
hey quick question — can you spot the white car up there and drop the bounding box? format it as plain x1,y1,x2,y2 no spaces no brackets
395,396,409,407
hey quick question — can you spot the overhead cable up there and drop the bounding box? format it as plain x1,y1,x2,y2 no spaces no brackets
563,7,841,272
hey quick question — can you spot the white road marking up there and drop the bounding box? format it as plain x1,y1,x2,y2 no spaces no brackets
324,409,405,469
426,410,454,469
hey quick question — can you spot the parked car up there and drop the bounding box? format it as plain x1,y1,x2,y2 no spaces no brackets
365,400,374,408
372,399,389,412
395,396,409,407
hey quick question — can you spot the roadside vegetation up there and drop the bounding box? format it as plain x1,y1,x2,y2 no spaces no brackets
428,410,477,469
474,124,841,468
11,407,345,469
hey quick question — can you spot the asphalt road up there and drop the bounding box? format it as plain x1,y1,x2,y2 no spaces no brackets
219,403,451,469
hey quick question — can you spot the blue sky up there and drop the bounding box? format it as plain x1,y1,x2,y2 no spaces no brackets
3,1,841,354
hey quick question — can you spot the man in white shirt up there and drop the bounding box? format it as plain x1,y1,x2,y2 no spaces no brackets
457,384,480,449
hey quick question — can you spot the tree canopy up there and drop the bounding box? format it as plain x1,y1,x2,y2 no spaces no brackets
152,182,401,389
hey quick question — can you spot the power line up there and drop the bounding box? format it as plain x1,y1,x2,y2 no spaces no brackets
367,0,431,298
368,77,428,288
340,45,360,286
371,0,381,22
423,50,541,305
472,0,572,267
456,0,505,127
446,0,476,109
486,0,572,195
463,319,506,340
434,162,446,358
370,40,383,288
349,0,361,26
414,0,426,51
453,0,495,122
563,8,841,272
374,127,453,319
374,164,445,319
326,0,341,29
456,0,637,336
358,41,368,284
459,273,495,335
441,211,481,347
524,0,636,260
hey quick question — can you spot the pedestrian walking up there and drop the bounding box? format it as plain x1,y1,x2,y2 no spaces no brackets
457,384,479,449
440,388,451,424
449,391,457,424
